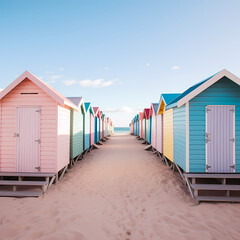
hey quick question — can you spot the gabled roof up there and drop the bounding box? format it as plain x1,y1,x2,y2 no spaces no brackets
84,102,94,114
150,103,158,116
93,107,100,118
169,69,240,108
67,97,85,113
139,112,144,120
143,108,150,119
157,93,180,114
0,71,77,110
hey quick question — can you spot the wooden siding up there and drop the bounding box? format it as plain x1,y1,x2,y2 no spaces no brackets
84,112,90,150
0,79,58,173
70,105,84,159
90,113,95,146
145,119,149,141
156,114,163,153
151,115,157,149
143,120,145,139
189,77,240,172
163,109,174,161
173,105,186,171
57,105,70,172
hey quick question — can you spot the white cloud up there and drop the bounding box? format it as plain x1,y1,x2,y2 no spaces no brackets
146,63,150,67
79,78,114,88
59,67,64,71
47,75,63,80
63,80,77,86
172,66,180,70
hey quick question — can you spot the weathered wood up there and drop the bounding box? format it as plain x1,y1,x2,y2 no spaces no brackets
48,175,56,189
184,176,195,199
59,166,68,181
184,173,240,179
191,184,240,191
144,145,152,151
0,172,55,177
196,196,240,202
0,191,43,197
92,143,100,149
0,180,47,186
98,141,103,145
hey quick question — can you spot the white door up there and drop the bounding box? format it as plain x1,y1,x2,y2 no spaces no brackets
16,107,40,172
206,105,235,173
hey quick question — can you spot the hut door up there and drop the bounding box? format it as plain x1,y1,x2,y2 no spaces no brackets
16,107,40,172
206,105,235,173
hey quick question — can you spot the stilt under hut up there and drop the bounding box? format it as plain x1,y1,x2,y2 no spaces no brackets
156,94,180,155
67,97,86,164
0,71,77,196
150,103,159,149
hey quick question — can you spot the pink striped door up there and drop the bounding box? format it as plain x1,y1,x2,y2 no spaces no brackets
16,107,40,172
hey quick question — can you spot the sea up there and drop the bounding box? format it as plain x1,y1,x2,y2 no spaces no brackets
114,127,130,134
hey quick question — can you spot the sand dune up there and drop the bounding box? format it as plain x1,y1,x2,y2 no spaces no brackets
0,134,240,240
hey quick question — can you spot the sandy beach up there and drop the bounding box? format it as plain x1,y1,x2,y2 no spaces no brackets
0,134,240,240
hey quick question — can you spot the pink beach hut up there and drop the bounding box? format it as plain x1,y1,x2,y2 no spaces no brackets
139,112,144,138
0,71,77,175
150,103,158,149
90,105,95,146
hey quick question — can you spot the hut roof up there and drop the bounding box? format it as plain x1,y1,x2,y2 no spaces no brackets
150,103,159,116
167,69,240,109
84,102,94,115
143,108,150,119
0,71,77,110
67,97,86,112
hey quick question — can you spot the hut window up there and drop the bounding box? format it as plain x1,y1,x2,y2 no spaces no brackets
21,93,38,95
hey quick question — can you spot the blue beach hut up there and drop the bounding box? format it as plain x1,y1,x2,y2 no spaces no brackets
166,69,240,173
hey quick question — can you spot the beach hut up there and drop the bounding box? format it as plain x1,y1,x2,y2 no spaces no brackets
67,97,86,163
84,103,94,150
143,108,150,143
136,114,140,136
150,103,158,149
104,114,107,137
142,112,146,139
93,107,100,143
156,94,180,155
139,112,144,139
166,69,240,174
0,71,77,175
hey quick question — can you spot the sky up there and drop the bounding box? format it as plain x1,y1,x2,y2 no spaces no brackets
1,0,240,127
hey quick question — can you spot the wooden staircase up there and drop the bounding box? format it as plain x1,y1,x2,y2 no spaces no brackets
184,173,240,202
0,172,56,197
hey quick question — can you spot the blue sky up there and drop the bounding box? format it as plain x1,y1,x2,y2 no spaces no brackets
1,0,240,126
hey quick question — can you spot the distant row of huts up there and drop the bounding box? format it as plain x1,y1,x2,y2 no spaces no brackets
0,71,114,176
130,69,240,175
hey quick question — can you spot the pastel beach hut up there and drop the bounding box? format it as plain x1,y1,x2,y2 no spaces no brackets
0,71,77,195
93,107,100,143
139,112,144,139
165,69,240,173
136,114,140,136
165,69,240,201
142,110,146,139
67,97,86,164
104,114,108,137
143,108,150,143
84,103,94,150
150,103,159,149
156,94,180,155
100,111,104,139
90,105,95,146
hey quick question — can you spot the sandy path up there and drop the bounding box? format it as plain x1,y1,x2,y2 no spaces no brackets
0,134,240,240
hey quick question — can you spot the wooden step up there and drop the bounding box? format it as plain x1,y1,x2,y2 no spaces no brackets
0,191,43,197
0,172,55,177
184,173,240,179
196,196,240,202
191,184,240,191
0,180,47,186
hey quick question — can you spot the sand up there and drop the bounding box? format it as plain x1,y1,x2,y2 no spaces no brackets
0,134,240,240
